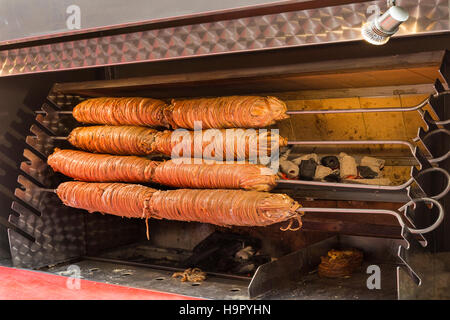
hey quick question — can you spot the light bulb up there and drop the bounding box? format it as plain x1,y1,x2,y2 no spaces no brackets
361,6,409,45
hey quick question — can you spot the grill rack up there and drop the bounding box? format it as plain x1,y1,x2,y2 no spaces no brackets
5,66,449,295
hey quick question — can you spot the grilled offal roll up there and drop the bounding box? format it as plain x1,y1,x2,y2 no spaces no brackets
73,97,169,128
56,182,303,228
165,96,289,129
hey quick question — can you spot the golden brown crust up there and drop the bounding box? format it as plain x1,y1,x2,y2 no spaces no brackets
148,188,301,227
73,97,169,128
56,182,156,218
48,148,158,183
155,129,286,160
153,159,277,191
166,96,289,129
56,182,302,227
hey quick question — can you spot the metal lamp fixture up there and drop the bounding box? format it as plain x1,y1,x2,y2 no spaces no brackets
361,3,409,45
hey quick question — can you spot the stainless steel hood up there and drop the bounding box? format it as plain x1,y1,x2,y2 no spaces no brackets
0,0,448,77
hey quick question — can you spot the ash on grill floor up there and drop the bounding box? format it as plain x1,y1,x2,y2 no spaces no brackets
46,259,250,300
44,260,397,300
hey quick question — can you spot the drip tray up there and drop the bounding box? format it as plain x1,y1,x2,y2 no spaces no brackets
42,259,398,299
40,235,401,299
44,259,250,300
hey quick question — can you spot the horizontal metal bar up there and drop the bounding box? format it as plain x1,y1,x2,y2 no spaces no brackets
277,178,413,191
286,91,449,116
287,98,428,115
275,185,410,202
278,165,450,202
82,256,251,281
298,197,444,235
288,139,416,155
35,110,73,115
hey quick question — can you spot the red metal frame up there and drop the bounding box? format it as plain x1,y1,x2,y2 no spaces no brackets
0,266,202,300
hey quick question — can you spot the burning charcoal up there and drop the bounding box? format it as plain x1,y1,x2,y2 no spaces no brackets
360,156,385,174
321,155,340,170
338,152,357,178
299,159,317,180
292,153,319,165
358,165,378,179
314,165,333,180
324,172,341,182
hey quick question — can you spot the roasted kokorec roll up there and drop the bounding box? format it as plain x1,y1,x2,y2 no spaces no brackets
165,96,289,129
48,149,277,191
68,126,158,155
56,182,156,218
149,189,301,227
155,129,287,159
73,97,169,128
68,126,287,159
56,182,302,228
48,148,158,183
152,159,277,191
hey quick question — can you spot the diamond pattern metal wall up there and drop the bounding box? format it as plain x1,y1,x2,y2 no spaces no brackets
0,0,448,77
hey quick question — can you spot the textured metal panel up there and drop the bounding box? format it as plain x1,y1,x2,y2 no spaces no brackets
0,0,448,77
0,0,287,45
84,214,146,256
8,94,147,268
9,192,86,269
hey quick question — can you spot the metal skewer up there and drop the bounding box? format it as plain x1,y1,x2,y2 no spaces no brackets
38,188,56,193
296,197,444,235
35,110,73,115
277,167,450,200
286,90,450,126
287,139,448,164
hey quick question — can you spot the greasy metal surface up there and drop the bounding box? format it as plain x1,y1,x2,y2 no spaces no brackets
0,0,449,76
276,185,409,203
398,251,450,299
41,234,402,299
0,0,292,44
45,259,250,300
26,124,61,158
8,172,85,269
83,256,252,282
20,149,52,186
8,92,147,268
258,262,398,299
248,236,336,298
0,258,12,267
83,214,146,256
36,103,78,137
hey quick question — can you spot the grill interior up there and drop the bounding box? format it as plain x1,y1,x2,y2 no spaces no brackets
0,48,448,299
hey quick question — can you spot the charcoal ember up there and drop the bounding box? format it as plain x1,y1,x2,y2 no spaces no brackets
320,156,340,170
358,166,378,179
324,172,341,182
183,232,267,275
314,165,333,180
292,153,319,165
299,159,317,181
318,249,363,278
360,156,385,174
